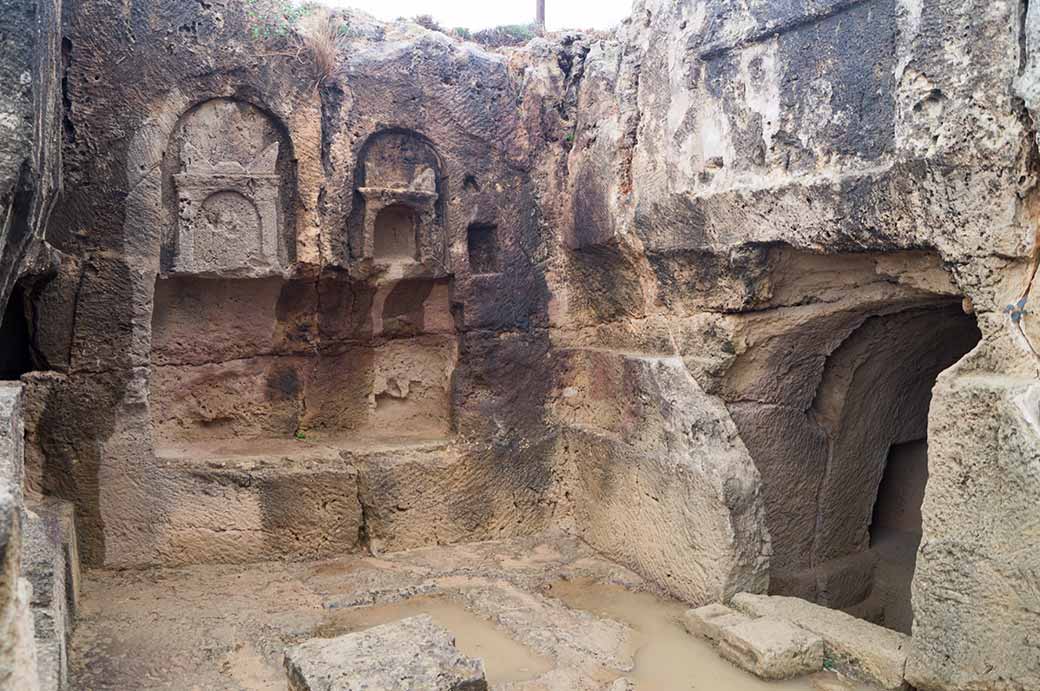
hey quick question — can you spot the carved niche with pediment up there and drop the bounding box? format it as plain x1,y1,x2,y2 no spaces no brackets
353,130,446,276
162,99,294,275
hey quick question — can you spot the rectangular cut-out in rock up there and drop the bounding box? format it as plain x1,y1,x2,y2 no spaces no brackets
149,273,457,447
373,203,419,261
467,223,499,274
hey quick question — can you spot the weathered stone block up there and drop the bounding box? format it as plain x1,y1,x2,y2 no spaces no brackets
907,373,1040,691
552,350,769,605
0,486,38,691
455,582,633,673
718,617,824,680
682,603,752,642
732,593,909,689
22,497,78,691
813,551,879,609
0,384,24,505
352,439,557,554
0,577,39,691
283,615,487,691
773,550,880,610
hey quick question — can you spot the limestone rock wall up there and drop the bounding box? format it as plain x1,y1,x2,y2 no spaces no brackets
7,0,1040,688
0,0,64,686
0,0,62,311
27,1,575,569
555,0,1040,688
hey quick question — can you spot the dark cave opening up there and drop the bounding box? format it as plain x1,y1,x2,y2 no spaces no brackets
0,284,36,380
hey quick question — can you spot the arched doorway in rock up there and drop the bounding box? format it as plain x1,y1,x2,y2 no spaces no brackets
717,248,982,633
804,302,980,632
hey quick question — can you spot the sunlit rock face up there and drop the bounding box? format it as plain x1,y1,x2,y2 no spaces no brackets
2,0,1039,688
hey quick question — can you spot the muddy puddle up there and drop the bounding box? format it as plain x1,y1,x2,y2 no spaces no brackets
314,594,554,685
549,578,874,691
314,579,874,691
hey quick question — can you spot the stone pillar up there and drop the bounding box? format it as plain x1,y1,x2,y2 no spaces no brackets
906,371,1040,690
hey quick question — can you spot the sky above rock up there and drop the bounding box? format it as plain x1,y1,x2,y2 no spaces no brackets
325,0,634,31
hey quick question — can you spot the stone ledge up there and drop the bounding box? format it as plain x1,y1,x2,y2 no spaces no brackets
150,455,363,566
771,550,880,609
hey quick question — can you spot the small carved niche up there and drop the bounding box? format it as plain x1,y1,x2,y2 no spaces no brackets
467,223,499,274
162,99,294,275
374,204,418,261
354,129,444,272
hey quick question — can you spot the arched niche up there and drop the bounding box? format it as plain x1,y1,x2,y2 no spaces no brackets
161,98,295,275
352,129,446,274
358,128,441,192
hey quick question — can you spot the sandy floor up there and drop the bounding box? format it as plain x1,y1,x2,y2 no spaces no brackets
70,533,874,690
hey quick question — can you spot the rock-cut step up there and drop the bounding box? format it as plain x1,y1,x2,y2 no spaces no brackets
151,440,362,567
142,436,458,568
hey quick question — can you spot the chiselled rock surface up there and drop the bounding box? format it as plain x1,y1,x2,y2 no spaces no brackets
0,386,40,690
284,615,487,691
29,1,566,574
146,443,363,566
0,0,61,312
0,385,24,506
551,350,769,604
554,0,1039,686
907,369,1040,691
0,487,39,691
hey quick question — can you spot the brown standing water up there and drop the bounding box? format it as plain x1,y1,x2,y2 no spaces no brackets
69,536,880,690
549,578,874,691
320,580,875,690
314,595,555,685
